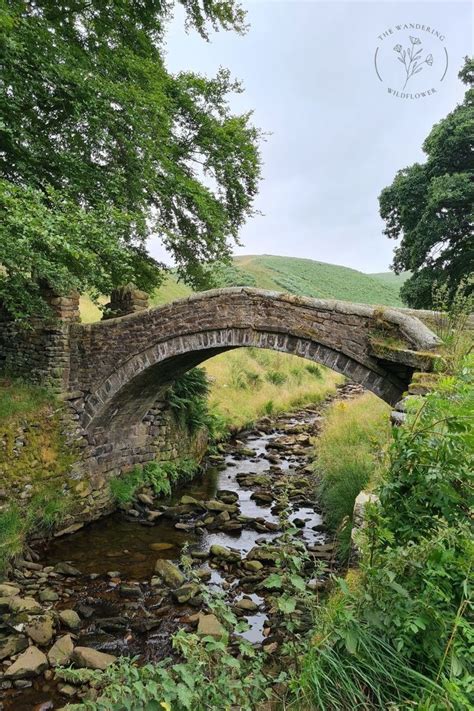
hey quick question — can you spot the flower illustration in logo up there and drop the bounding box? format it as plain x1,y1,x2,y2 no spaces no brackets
393,36,434,89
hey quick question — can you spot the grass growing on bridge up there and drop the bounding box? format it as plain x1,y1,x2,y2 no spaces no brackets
204,349,343,429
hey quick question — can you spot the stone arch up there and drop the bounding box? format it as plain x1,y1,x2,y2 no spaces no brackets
67,289,440,441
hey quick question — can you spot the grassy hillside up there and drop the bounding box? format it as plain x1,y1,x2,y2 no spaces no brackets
234,255,404,306
370,271,411,290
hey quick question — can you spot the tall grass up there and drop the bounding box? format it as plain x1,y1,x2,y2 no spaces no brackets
0,487,72,572
297,623,446,710
314,393,390,556
204,350,342,429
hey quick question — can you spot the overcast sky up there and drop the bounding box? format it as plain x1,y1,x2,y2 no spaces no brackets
149,0,472,274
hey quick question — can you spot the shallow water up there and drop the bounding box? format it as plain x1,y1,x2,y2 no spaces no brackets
44,421,325,577
5,403,337,710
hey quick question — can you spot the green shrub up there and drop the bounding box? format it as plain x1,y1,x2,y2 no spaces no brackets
265,369,286,385
298,621,445,710
0,504,24,571
27,486,72,531
109,468,146,506
109,459,199,506
356,362,474,695
262,399,275,415
167,368,211,433
299,358,474,710
305,363,322,378
0,486,72,572
0,379,53,421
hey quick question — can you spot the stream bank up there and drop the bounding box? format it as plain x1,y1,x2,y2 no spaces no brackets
0,383,363,710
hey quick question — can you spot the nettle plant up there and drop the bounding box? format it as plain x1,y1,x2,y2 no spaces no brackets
58,596,272,711
358,361,474,703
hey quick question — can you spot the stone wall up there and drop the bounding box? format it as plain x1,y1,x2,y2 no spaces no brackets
0,391,207,534
56,402,208,531
0,287,79,392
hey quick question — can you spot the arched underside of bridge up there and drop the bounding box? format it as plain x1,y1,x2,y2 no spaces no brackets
86,328,402,436
70,289,440,445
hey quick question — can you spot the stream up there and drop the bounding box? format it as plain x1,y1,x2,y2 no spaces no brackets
1,383,362,710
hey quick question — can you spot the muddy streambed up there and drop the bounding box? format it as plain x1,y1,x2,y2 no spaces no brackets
1,384,362,710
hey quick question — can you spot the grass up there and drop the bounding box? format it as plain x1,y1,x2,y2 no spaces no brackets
0,377,54,421
297,622,445,710
110,459,199,506
313,392,390,555
0,487,72,572
235,255,406,306
203,349,342,429
79,275,191,323
369,270,411,290
79,254,408,325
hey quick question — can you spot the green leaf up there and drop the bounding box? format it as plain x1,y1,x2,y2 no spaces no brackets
289,574,306,591
264,573,283,589
277,596,296,614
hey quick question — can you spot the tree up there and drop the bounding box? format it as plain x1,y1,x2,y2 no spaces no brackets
379,58,474,308
0,0,261,318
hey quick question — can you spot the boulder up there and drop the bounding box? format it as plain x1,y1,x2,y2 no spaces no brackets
39,589,59,603
246,546,279,564
137,493,154,506
210,544,240,561
215,511,230,524
180,495,204,507
242,560,263,573
72,647,116,670
48,635,74,667
0,584,20,598
197,614,226,639
4,646,48,679
25,614,55,646
0,634,29,661
59,609,81,630
58,683,77,698
147,511,163,522
172,583,200,604
154,559,185,588
8,596,43,615
234,597,258,612
251,491,274,505
206,500,236,513
53,562,81,576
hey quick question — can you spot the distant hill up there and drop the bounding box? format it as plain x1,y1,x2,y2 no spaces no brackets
369,271,411,290
232,255,405,306
80,255,406,322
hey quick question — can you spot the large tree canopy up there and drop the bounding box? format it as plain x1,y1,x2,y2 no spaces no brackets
0,0,261,318
379,58,474,308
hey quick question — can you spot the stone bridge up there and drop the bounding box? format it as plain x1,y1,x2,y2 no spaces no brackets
1,287,440,478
